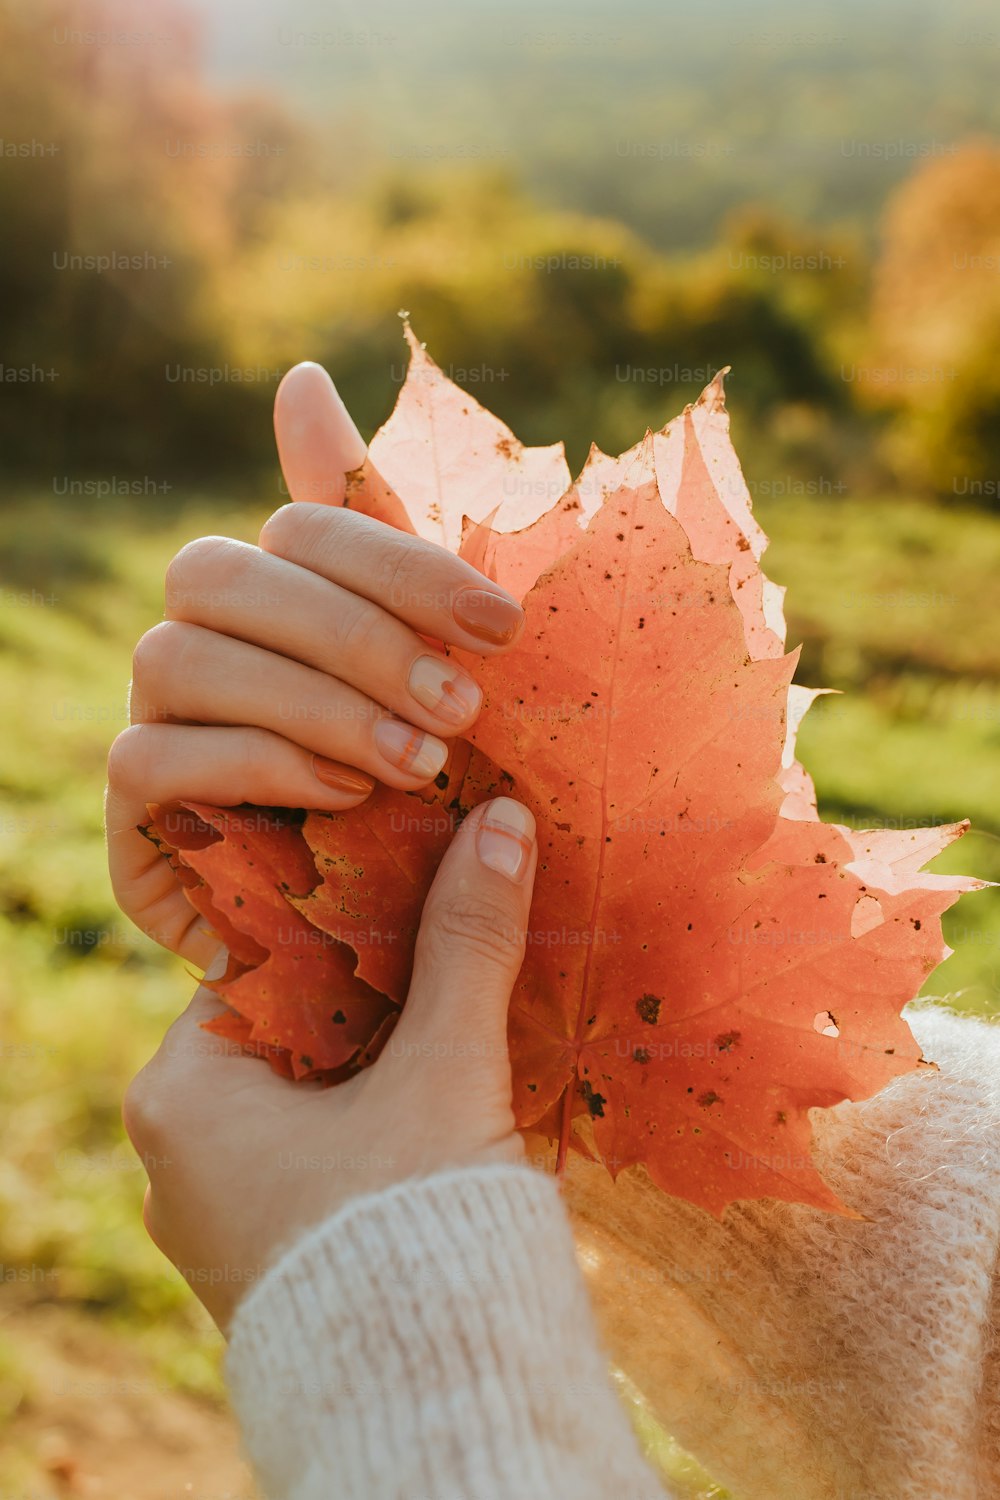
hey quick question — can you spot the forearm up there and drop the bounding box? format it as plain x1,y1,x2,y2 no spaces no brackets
226,1162,668,1500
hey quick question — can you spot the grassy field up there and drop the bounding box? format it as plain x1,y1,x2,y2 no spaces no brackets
0,485,997,1497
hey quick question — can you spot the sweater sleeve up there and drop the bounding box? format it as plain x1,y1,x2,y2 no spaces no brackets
224,1161,669,1500
564,1003,1000,1500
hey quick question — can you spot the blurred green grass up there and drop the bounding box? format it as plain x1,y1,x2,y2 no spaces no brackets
0,486,996,1494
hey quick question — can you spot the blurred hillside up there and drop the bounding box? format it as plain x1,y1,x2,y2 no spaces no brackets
2,0,1000,496
196,0,1000,248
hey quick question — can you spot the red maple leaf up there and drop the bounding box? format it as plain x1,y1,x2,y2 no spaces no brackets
144,327,982,1216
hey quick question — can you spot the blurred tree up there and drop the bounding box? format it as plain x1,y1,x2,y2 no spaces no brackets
0,0,317,480
866,138,1000,502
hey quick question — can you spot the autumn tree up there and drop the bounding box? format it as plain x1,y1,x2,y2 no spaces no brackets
865,138,1000,502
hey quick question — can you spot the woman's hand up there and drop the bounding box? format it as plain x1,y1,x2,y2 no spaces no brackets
122,791,538,1331
106,363,526,967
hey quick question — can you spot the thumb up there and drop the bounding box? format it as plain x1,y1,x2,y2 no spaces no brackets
391,797,537,1065
274,361,367,506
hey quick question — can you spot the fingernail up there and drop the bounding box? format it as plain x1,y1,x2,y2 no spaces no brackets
452,587,524,645
312,756,374,796
475,797,535,882
374,717,448,780
408,655,482,724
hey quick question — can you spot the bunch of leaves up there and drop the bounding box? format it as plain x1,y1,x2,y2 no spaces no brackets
144,326,981,1216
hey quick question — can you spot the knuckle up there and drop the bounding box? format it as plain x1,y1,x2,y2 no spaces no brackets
164,535,233,613
426,891,524,966
106,722,156,791
333,597,383,660
106,725,137,788
370,539,424,613
233,725,280,781
257,502,299,554
130,619,182,685
259,501,325,559
121,1065,169,1153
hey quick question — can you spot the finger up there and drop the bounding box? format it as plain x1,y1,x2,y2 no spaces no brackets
106,722,374,963
259,503,525,652
129,623,451,788
163,544,485,736
274,362,367,507
389,798,537,1065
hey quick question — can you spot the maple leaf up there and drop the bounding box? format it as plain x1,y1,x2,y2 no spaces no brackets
144,803,397,1080
144,326,983,1217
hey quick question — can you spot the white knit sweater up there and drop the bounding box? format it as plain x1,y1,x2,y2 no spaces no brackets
226,1005,1000,1500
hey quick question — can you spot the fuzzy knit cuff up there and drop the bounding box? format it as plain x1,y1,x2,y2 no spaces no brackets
566,1003,1000,1500
225,1161,667,1500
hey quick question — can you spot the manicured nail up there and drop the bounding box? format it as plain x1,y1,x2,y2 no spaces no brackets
408,655,482,724
374,717,448,780
475,797,535,882
312,756,374,796
452,587,524,645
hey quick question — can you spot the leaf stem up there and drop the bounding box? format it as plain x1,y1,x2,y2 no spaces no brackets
555,1086,573,1177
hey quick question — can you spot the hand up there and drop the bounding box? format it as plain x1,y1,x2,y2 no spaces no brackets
122,791,538,1331
106,363,525,966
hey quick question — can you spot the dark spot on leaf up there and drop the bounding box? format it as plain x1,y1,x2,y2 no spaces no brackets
435,770,449,789
234,895,244,907
332,1010,347,1024
527,1082,537,1092
815,853,827,864
715,1030,741,1053
912,919,922,930
300,1056,313,1069
633,1046,650,1064
580,1080,606,1117
636,992,661,1024
698,1090,722,1108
